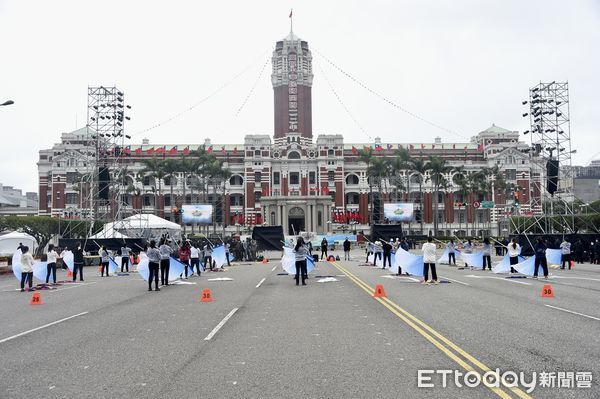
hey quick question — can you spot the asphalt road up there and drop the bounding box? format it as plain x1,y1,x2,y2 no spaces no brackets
0,249,598,398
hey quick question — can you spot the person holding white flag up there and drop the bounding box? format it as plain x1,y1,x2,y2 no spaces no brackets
422,237,438,284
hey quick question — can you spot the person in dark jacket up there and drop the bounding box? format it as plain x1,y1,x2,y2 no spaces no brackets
73,242,85,282
382,240,393,268
533,237,548,279
320,238,328,260
343,238,351,261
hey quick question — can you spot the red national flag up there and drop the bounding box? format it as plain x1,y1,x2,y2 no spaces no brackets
135,148,142,155
322,186,330,195
123,147,131,156
289,9,293,18
156,146,166,155
409,144,414,150
375,145,383,152
233,147,238,155
182,146,190,156
351,146,358,155
207,146,213,154
477,143,484,152
221,146,226,154
464,145,468,151
315,187,320,193
169,146,177,155
147,147,155,155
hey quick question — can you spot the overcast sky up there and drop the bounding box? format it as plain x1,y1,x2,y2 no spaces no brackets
1,0,599,193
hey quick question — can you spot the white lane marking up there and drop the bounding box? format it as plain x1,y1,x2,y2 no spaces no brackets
255,278,266,288
0,312,89,344
270,266,277,272
48,282,98,292
204,308,239,341
552,276,600,282
439,275,470,286
545,305,600,321
464,275,531,286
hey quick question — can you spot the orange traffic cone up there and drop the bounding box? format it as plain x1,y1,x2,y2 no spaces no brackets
98,265,102,273
541,284,554,298
30,292,43,305
374,284,386,298
201,288,213,302
66,270,73,277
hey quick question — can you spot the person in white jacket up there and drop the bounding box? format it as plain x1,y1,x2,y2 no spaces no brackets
20,246,35,292
422,237,438,284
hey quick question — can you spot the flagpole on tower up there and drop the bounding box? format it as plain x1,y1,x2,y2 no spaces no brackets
289,8,293,33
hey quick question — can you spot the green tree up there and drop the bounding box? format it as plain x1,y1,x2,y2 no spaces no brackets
426,156,452,236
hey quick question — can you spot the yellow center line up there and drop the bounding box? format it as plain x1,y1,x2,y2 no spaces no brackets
331,261,532,399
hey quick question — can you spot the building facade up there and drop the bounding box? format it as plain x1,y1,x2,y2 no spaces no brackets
0,184,38,216
37,30,542,236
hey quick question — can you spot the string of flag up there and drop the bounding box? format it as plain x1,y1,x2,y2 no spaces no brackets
235,54,272,117
316,61,373,140
313,48,469,140
135,47,272,136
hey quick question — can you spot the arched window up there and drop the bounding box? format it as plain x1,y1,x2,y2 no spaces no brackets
288,151,301,159
345,174,359,185
229,175,244,186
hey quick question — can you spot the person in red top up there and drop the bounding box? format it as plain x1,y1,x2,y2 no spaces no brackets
178,241,192,279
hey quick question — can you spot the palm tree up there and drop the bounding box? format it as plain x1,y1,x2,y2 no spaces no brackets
162,159,179,217
410,157,430,234
141,157,166,216
389,148,411,202
453,166,468,236
426,156,452,236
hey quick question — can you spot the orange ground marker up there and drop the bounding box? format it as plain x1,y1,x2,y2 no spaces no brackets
66,270,73,277
29,292,43,305
373,284,387,298
541,284,555,298
201,288,213,302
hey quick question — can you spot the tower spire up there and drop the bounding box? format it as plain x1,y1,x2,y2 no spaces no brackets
289,9,293,34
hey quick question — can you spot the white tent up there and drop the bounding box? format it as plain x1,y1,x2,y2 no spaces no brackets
0,231,37,256
99,214,181,240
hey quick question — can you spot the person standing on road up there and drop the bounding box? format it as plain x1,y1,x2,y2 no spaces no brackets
400,238,409,252
307,241,313,256
120,244,131,273
100,245,110,277
158,239,172,285
560,238,571,270
20,246,34,292
46,244,61,284
373,240,383,267
204,243,214,271
382,240,393,269
447,239,456,266
225,242,231,267
482,238,492,271
422,237,438,284
147,240,161,291
73,242,85,282
365,241,373,263
294,237,309,286
533,237,549,279
507,238,521,273
462,239,473,268
190,243,200,276
343,238,351,261
179,242,191,278
320,238,328,260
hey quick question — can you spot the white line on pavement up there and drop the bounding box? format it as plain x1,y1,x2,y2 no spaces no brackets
545,305,600,321
0,312,89,344
204,308,239,341
48,282,98,292
552,276,600,282
270,266,277,272
464,275,532,285
439,276,470,286
256,278,266,288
